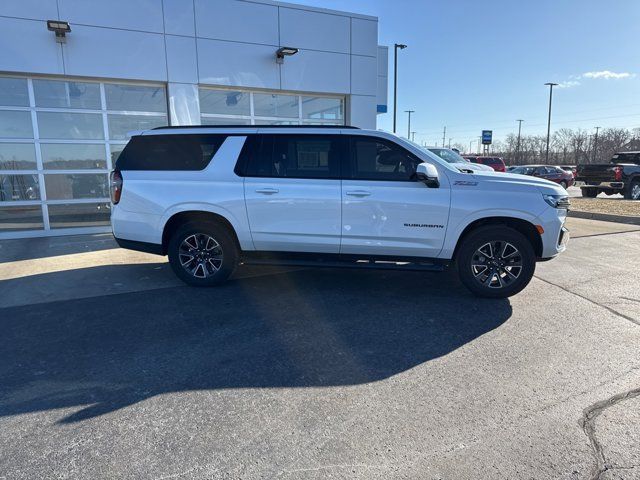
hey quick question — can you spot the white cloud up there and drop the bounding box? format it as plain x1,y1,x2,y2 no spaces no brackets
582,70,635,80
557,80,580,89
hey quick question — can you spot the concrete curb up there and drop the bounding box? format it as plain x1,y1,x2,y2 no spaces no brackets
569,210,640,225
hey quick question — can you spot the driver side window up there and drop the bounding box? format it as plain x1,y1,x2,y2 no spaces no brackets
350,136,421,181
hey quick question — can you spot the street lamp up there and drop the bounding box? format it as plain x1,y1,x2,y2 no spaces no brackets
393,43,407,133
544,83,558,163
516,119,524,163
405,110,415,139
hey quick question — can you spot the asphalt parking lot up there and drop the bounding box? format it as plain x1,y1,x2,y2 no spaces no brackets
1,217,639,479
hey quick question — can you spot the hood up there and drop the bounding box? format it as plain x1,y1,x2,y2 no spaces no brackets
468,170,566,195
451,162,493,173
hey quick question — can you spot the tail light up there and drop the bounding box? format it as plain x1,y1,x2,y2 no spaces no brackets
110,170,123,204
613,166,623,182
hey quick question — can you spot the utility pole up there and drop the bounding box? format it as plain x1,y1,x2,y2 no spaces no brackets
392,43,407,134
516,119,524,163
544,83,558,164
404,110,415,139
593,126,601,162
477,136,481,154
469,140,473,153
411,131,416,142
448,138,453,149
442,126,446,147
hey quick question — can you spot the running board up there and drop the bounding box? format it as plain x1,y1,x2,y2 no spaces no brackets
241,252,448,272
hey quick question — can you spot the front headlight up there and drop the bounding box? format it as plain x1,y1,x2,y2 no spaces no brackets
542,194,570,209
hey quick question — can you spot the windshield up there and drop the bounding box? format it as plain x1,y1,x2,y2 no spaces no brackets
427,148,470,164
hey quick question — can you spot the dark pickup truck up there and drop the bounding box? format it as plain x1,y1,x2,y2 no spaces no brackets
576,151,640,200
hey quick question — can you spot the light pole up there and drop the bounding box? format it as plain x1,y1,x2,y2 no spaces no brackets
405,110,414,139
393,43,407,133
411,131,416,142
469,140,473,153
592,126,601,162
544,83,558,164
448,138,453,149
516,119,524,163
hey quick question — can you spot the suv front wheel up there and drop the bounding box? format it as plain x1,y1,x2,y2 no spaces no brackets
457,226,536,298
168,221,239,287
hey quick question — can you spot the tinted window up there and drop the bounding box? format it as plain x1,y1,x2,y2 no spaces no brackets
244,135,343,179
116,134,226,171
351,136,421,181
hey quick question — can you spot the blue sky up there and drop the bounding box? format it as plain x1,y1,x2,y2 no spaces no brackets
293,0,640,147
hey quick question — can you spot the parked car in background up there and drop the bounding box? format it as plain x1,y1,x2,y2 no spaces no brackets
576,152,640,199
558,165,577,180
464,156,506,172
508,165,574,189
427,148,494,172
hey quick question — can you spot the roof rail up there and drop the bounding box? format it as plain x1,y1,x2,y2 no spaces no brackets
152,124,360,130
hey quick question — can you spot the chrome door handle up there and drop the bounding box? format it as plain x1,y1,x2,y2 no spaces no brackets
346,190,372,197
255,188,279,195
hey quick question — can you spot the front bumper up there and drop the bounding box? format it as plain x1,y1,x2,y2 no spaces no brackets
537,207,569,259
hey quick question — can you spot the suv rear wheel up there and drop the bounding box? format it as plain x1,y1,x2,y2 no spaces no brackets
625,180,640,200
457,226,536,298
168,221,239,287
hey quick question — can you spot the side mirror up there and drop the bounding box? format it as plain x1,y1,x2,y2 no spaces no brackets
416,162,440,188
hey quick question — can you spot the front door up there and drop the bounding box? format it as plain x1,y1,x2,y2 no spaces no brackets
243,134,345,253
341,135,451,258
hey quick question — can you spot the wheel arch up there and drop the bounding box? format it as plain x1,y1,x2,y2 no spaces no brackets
452,216,543,259
161,210,242,255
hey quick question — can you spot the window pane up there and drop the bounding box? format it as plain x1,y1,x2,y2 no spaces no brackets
0,205,43,231
116,134,226,171
253,93,299,118
0,77,29,107
48,202,111,229
302,97,344,121
200,117,251,126
107,114,167,140
105,84,167,112
37,112,104,140
33,79,101,109
199,89,250,115
110,144,126,165
41,144,107,170
0,110,33,138
352,137,420,181
0,174,40,201
246,135,341,179
44,173,108,200
255,120,299,125
0,143,37,170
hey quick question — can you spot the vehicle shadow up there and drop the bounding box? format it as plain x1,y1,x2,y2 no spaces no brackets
0,266,512,424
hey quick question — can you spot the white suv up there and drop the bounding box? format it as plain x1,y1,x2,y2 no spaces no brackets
110,126,569,298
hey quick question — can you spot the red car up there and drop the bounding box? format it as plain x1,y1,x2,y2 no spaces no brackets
464,156,506,172
508,165,574,189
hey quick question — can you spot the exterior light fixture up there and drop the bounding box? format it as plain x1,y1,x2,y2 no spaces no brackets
47,20,71,43
276,47,298,64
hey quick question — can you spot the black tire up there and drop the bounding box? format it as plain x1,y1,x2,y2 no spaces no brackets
582,188,598,198
168,221,239,287
560,180,568,189
624,180,640,200
456,226,536,298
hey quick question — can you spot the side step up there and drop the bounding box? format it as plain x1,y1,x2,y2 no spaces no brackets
241,252,448,272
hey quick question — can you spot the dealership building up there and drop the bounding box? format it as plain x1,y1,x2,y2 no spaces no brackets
0,0,388,238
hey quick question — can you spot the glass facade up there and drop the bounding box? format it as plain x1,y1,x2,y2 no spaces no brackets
199,87,345,126
0,75,167,235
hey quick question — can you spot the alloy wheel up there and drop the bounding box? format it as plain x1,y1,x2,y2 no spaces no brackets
632,184,640,200
471,241,523,289
179,233,223,278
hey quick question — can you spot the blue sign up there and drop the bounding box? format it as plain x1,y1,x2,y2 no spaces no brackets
482,130,493,145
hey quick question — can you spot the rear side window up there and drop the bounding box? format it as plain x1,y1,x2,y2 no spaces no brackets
243,134,343,179
115,134,226,171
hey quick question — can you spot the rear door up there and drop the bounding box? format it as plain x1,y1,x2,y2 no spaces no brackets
340,135,450,258
242,134,345,253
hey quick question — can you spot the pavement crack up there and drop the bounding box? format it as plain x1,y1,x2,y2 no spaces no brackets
579,387,640,480
534,276,640,326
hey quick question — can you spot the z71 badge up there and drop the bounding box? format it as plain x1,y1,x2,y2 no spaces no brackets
454,180,478,186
